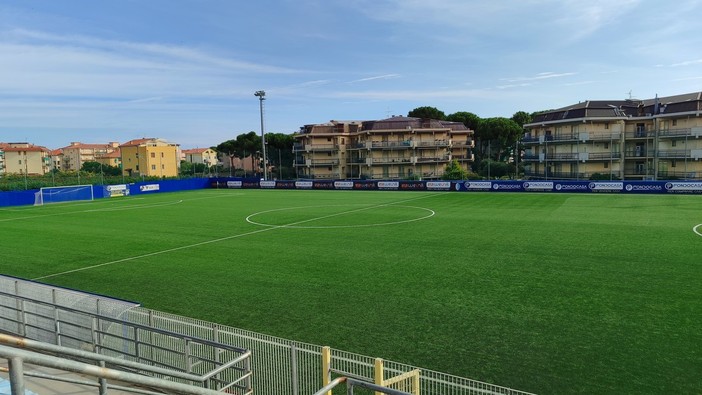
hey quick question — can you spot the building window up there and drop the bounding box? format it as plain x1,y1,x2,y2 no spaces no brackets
328,152,332,157
672,119,677,126
604,162,609,169
18,160,22,165
161,164,165,169
605,123,609,130
161,152,164,158
672,140,677,147
671,160,677,168
151,165,156,170
151,152,156,158
604,142,609,149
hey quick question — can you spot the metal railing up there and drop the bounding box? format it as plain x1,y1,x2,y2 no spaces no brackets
0,340,232,395
313,376,413,395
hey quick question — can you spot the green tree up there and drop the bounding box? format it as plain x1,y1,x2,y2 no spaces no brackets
476,117,522,161
447,111,481,131
80,161,120,176
511,111,532,127
442,159,468,180
408,106,446,120
265,133,295,179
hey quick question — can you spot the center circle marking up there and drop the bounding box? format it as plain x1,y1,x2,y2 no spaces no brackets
246,204,435,229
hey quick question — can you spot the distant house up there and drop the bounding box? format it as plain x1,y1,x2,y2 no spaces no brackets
0,142,51,175
182,148,218,167
120,138,180,177
58,142,120,171
95,149,122,169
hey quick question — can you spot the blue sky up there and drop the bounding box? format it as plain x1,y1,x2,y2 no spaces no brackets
1,0,702,149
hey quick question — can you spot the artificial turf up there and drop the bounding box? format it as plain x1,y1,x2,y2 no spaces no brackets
1,189,700,394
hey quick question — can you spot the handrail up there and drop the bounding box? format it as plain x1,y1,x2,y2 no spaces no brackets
0,344,227,395
312,376,414,395
0,333,202,382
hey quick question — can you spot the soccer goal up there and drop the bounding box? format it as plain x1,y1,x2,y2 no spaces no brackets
34,185,94,206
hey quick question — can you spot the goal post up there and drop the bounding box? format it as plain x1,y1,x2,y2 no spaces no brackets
34,185,95,206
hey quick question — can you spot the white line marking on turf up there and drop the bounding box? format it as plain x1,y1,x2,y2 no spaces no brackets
32,193,443,281
246,204,435,228
694,224,702,237
0,200,183,222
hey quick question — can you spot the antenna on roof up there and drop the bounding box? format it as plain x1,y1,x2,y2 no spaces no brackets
627,90,633,100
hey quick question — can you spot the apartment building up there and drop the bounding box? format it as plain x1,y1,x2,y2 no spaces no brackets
182,148,218,167
523,92,702,180
59,142,120,171
120,138,180,177
0,143,51,175
294,116,474,180
95,150,122,168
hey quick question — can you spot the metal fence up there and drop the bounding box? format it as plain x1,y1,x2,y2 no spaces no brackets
0,275,534,395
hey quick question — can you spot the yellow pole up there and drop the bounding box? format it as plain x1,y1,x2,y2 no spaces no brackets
322,346,331,395
374,357,384,395
413,370,421,395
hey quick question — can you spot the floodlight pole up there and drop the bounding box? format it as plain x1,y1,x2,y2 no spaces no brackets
255,90,268,180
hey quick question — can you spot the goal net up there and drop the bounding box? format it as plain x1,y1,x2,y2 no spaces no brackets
34,185,94,206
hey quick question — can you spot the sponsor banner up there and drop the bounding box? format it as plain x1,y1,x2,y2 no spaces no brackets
588,182,623,192
664,181,702,193
377,181,399,190
624,183,663,193
522,181,554,191
227,180,242,188
426,181,451,191
106,184,129,197
400,181,425,191
260,180,276,189
275,181,296,189
242,181,260,188
354,181,377,190
554,182,590,192
462,181,492,191
492,182,522,192
139,184,160,192
334,181,354,190
295,181,313,189
313,181,335,189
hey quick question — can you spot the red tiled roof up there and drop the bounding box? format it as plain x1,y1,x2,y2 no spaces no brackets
97,150,121,159
182,148,212,154
120,138,155,147
60,142,115,150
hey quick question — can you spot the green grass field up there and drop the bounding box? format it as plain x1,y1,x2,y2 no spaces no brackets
1,189,700,394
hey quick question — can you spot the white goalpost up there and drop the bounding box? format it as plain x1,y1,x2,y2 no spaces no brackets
34,185,95,206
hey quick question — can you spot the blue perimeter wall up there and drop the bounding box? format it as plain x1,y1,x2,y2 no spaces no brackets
2,178,701,207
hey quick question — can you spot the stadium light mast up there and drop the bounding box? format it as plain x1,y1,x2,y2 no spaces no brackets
254,90,268,180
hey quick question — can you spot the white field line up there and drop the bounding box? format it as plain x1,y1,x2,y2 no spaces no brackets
246,205,435,229
0,200,184,222
32,192,443,281
694,224,702,237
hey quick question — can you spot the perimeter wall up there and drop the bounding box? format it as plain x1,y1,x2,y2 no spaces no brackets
1,178,701,207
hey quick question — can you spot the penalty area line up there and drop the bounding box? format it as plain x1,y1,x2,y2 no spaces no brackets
694,224,702,237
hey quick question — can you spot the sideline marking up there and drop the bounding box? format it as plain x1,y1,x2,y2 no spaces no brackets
32,193,442,281
694,224,702,237
246,204,435,228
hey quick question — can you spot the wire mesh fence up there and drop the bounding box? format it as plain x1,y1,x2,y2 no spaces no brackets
0,275,534,395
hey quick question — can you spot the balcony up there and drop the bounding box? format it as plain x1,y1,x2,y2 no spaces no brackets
587,132,621,142
452,154,475,161
546,153,579,161
658,127,702,139
370,141,413,150
452,139,475,148
587,152,622,160
370,157,412,165
625,130,655,139
415,139,450,148
521,136,540,145
309,159,340,167
294,144,338,152
624,149,654,158
414,155,450,163
658,150,691,159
